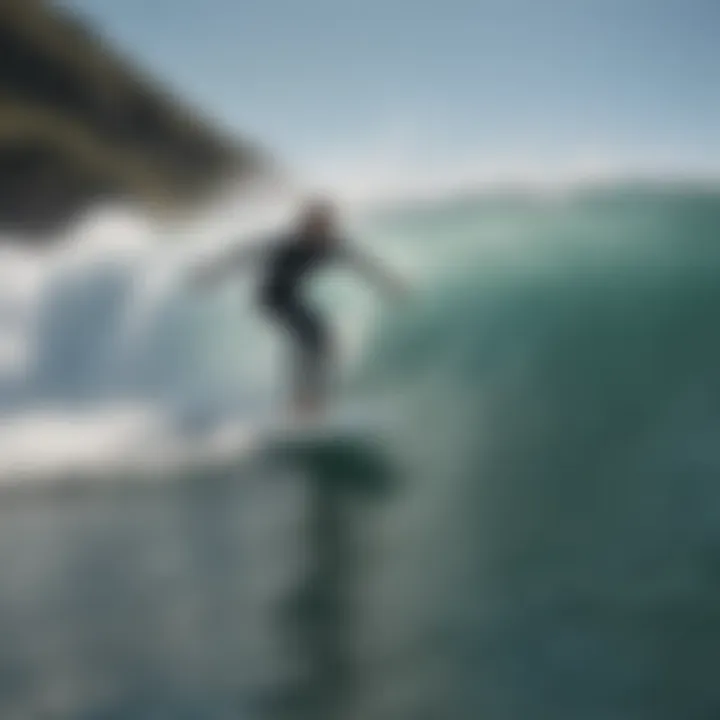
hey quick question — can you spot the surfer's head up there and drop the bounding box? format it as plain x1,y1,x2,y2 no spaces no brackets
298,198,339,241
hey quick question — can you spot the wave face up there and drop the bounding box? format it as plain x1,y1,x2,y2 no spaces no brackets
2,186,720,719
357,186,720,720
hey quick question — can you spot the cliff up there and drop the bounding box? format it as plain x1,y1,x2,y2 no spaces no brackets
0,0,267,240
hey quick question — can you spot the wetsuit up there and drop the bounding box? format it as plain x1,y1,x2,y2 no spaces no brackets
258,233,345,398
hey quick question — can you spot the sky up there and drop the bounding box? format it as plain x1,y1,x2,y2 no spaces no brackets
60,0,720,191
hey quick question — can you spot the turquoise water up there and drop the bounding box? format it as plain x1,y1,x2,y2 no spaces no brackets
2,184,720,718
355,185,720,719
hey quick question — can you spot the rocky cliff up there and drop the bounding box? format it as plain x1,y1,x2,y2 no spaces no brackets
0,0,266,240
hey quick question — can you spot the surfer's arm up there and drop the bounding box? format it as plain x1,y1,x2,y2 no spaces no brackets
190,239,271,289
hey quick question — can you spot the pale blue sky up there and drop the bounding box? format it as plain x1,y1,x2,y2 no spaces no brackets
61,0,719,184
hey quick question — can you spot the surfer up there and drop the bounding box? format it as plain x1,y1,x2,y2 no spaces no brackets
193,199,406,421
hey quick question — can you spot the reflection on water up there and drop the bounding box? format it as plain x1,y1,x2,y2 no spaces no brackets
0,441,401,720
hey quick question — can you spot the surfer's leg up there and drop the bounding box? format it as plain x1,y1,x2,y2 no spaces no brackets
272,300,330,421
291,303,330,420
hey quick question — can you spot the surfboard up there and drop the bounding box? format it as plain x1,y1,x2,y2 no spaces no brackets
255,416,396,496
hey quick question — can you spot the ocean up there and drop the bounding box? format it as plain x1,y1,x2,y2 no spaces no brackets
1,184,720,719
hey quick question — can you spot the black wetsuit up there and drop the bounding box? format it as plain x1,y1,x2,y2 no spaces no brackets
259,233,344,395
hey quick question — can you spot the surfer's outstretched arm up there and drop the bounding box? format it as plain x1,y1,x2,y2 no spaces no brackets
189,239,269,289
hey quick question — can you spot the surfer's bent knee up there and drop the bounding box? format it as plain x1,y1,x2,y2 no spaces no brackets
265,299,328,358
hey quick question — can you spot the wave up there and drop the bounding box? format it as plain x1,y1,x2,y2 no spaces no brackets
353,186,720,719
1,186,720,718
